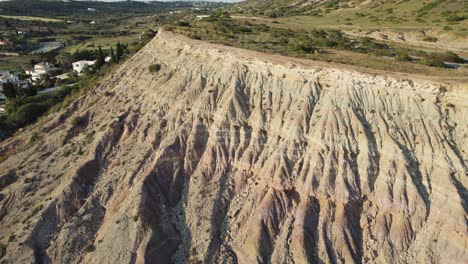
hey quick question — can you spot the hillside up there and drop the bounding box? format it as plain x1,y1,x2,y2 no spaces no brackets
0,30,467,263
238,0,467,18
235,0,468,52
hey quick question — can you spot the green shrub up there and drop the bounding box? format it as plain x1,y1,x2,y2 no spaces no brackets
288,36,315,53
355,37,391,56
174,21,190,27
446,15,465,22
422,36,438,42
419,0,444,12
53,86,73,100
265,10,279,18
149,64,161,73
5,103,47,129
441,11,452,16
395,52,411,62
422,58,446,68
430,51,465,63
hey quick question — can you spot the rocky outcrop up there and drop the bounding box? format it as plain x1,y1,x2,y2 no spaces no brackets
0,30,466,264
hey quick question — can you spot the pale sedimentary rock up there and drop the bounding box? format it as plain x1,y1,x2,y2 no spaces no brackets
0,30,466,264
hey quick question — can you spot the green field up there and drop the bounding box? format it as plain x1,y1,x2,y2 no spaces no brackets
0,0,210,70
0,15,62,22
62,34,142,54
0,55,39,71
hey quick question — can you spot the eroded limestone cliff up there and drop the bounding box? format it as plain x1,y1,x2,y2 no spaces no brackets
0,30,467,264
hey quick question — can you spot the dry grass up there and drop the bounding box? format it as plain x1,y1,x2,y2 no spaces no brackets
0,15,62,22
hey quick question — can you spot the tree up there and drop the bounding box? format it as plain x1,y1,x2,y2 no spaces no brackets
95,45,105,69
82,65,91,75
29,59,37,66
2,81,16,99
24,86,37,97
116,42,123,62
111,47,117,63
5,103,47,129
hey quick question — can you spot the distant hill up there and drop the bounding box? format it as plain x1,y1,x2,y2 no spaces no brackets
0,0,194,17
237,0,467,18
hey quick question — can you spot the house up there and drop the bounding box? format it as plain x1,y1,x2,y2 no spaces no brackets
0,70,29,89
35,62,54,74
0,70,19,84
26,62,57,81
73,60,96,74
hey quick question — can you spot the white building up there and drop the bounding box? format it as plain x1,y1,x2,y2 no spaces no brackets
73,60,96,74
0,70,28,89
0,70,19,84
26,62,56,81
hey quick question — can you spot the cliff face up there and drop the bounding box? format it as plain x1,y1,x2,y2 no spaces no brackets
0,30,467,264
